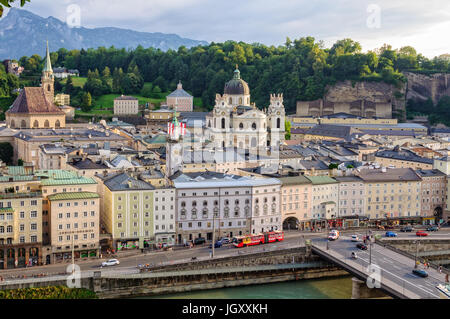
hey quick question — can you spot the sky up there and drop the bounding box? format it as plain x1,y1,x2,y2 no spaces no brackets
4,0,450,57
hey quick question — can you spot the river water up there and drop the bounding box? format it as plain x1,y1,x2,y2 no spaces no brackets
143,276,353,299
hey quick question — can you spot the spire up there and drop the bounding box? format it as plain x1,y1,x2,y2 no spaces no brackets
43,40,52,73
233,64,240,80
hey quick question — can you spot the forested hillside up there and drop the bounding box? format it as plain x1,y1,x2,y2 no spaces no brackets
12,37,450,113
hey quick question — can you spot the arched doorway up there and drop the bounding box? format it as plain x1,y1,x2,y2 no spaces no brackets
283,217,299,230
33,120,39,128
55,120,61,128
20,120,26,128
434,206,443,224
44,120,50,128
10,120,15,128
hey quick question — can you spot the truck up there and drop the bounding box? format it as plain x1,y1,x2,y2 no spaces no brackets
328,230,340,241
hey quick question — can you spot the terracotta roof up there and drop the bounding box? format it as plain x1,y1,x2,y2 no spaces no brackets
7,87,64,114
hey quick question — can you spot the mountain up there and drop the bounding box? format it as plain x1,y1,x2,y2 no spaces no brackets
0,8,208,60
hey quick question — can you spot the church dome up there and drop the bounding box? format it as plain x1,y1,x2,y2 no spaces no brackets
224,66,250,95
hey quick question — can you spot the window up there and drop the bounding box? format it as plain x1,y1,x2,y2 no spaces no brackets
30,223,37,231
30,211,37,218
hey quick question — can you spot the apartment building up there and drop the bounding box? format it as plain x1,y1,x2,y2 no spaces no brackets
305,175,339,229
335,176,365,217
114,95,139,115
279,176,312,231
47,192,100,263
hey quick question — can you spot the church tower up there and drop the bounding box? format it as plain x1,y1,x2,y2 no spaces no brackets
41,41,54,103
267,93,286,147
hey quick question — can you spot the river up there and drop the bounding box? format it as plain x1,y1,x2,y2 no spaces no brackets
142,276,353,299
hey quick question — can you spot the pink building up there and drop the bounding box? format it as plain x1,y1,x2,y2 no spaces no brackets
416,169,446,224
166,82,193,112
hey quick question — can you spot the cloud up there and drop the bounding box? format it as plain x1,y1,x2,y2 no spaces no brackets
4,0,450,57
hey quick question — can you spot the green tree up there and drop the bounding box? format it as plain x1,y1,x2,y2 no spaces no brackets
17,158,24,166
0,142,13,164
0,0,31,17
81,92,92,112
285,120,291,140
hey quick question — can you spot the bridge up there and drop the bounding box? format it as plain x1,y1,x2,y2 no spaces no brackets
311,235,448,299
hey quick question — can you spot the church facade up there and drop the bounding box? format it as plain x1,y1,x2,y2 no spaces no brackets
6,42,65,129
205,67,285,150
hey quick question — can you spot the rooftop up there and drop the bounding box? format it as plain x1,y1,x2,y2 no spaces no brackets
48,191,100,201
304,175,338,185
357,168,421,182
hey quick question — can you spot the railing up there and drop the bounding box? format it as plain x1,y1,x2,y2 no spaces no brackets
311,240,439,299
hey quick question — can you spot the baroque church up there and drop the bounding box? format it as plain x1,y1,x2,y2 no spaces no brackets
6,42,66,129
205,66,285,150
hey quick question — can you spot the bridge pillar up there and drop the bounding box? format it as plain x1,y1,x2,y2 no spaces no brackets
351,277,387,299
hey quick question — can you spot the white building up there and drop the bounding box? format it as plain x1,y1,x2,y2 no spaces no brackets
114,95,139,115
153,188,176,244
171,171,282,244
205,67,285,151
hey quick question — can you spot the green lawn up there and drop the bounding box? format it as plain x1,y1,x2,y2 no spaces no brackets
61,76,87,87
93,93,169,109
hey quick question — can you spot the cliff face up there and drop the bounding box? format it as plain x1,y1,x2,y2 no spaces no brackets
297,80,406,120
404,72,450,104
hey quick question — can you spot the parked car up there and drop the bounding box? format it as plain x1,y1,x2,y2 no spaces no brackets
400,226,413,232
356,243,368,250
385,231,398,237
412,269,428,278
351,235,359,242
416,231,428,237
194,237,206,245
209,241,223,249
101,259,120,267
426,226,439,232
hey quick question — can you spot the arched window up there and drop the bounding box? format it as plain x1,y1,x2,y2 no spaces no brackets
252,122,257,130
221,118,225,129
277,118,281,129
44,120,50,128
20,120,26,128
55,120,61,128
239,97,242,104
192,201,197,207
33,120,39,128
47,85,51,92
239,122,243,130
228,97,232,104
10,120,15,128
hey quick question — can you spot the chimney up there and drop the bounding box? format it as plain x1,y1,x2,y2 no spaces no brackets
127,180,132,189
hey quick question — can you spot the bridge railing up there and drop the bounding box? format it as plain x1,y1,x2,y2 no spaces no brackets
377,240,450,276
311,240,438,299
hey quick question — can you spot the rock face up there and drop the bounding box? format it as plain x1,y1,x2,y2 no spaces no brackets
296,80,406,119
404,72,450,104
0,8,208,60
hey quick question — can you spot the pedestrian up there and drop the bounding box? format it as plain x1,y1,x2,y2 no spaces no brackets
439,266,442,273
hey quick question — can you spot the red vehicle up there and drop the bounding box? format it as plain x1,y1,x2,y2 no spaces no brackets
416,231,428,237
233,231,284,248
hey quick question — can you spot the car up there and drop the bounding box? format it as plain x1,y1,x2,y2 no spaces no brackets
208,241,223,248
376,225,385,230
426,226,439,232
385,231,398,237
101,259,120,267
416,231,428,237
400,226,413,232
194,237,206,245
218,237,230,244
412,269,428,278
356,243,368,250
351,235,359,242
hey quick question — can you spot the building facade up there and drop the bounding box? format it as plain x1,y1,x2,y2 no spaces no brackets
114,95,139,115
279,176,312,231
166,82,193,112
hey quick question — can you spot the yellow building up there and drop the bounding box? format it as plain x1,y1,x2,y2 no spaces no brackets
358,168,422,221
54,94,70,106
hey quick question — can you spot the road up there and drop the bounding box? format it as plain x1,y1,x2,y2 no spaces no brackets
312,232,449,299
1,227,449,283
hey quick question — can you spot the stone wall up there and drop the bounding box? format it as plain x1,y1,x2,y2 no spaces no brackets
296,80,406,119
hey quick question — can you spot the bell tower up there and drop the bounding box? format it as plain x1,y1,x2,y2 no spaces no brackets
41,41,54,103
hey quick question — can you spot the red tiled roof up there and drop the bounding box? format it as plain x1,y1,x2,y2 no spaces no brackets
7,87,64,114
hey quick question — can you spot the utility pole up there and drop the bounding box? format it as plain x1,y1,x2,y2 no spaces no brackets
71,231,75,274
